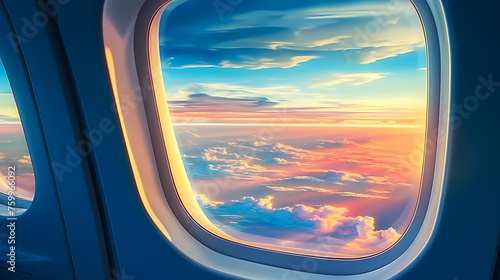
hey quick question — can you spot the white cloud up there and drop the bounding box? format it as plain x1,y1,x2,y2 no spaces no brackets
220,55,318,70
309,35,352,48
166,83,302,102
358,45,416,64
312,73,386,88
199,195,400,254
18,155,31,165
200,146,283,182
266,186,389,199
367,189,391,194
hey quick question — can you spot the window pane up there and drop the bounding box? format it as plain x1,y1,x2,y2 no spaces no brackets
159,0,427,258
0,60,35,216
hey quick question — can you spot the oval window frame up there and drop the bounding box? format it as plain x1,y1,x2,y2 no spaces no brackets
103,0,450,276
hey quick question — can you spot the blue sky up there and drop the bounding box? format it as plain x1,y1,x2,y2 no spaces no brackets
0,61,10,92
159,0,427,120
0,60,21,124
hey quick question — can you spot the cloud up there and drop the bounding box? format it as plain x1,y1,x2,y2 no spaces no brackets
326,170,365,182
367,189,391,194
182,136,324,183
312,73,386,88
358,45,416,64
272,142,321,160
366,175,400,185
166,83,424,125
267,186,334,193
18,155,31,165
176,126,422,208
163,47,321,70
0,115,21,124
309,36,352,48
0,171,34,201
220,55,319,70
262,158,298,165
209,2,384,32
303,7,378,20
178,129,418,193
186,142,336,184
171,92,277,108
166,83,303,114
228,139,323,162
198,195,400,254
180,135,382,196
286,176,326,183
203,147,231,162
315,139,357,149
316,219,400,251
0,173,7,191
167,91,282,122
200,147,281,181
336,191,388,199
281,170,365,185
266,186,389,199
183,83,302,98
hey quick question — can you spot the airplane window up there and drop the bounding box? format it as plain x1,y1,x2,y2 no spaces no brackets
157,0,427,258
0,60,35,216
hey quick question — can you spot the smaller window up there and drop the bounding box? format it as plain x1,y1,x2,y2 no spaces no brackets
0,60,35,216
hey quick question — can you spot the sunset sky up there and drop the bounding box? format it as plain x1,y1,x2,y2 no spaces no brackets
159,0,428,257
0,61,34,216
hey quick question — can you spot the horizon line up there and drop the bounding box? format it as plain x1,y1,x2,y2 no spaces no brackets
171,123,425,128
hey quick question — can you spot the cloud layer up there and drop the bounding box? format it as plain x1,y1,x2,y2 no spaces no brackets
199,195,401,255
166,87,425,126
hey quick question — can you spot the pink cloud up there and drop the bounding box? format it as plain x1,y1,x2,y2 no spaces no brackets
198,195,401,256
